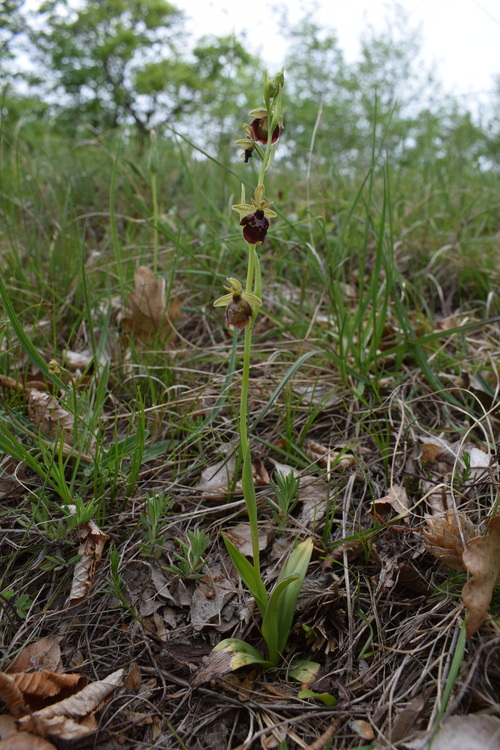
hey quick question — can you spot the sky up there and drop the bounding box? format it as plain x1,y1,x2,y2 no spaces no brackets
180,0,500,104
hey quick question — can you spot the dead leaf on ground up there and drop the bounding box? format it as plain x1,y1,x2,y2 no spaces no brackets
462,514,500,638
0,671,87,717
190,568,236,633
26,389,74,445
68,518,110,605
423,511,475,571
195,452,237,498
373,484,410,519
0,715,57,749
225,523,272,559
403,714,500,750
16,669,124,741
6,638,63,675
126,265,181,344
304,439,356,471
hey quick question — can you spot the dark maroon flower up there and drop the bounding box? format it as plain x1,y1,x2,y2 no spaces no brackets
225,295,253,329
250,118,281,145
239,209,270,244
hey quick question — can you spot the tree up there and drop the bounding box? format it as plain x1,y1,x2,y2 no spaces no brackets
32,0,191,135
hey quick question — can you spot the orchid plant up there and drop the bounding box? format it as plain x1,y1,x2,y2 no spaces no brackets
211,71,313,670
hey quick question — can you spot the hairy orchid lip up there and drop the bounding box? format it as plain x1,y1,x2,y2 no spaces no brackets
239,210,270,244
225,296,253,329
250,118,281,144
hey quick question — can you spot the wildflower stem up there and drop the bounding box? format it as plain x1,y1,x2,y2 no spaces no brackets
239,273,261,569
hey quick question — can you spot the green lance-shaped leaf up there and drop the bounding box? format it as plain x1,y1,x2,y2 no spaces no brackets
276,538,314,654
261,573,300,665
223,535,268,617
261,538,314,664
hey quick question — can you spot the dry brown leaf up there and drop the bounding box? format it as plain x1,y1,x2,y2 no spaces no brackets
404,714,500,750
123,662,142,692
6,638,63,675
390,692,428,743
26,390,74,445
196,452,237,498
0,671,87,717
68,519,110,605
126,265,180,343
0,714,57,748
423,511,475,571
17,669,124,740
349,719,374,740
225,523,272,558
190,568,236,633
304,439,356,470
462,515,500,638
373,484,410,518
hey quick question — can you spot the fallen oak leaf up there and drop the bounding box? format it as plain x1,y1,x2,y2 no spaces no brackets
68,519,110,605
6,638,63,675
0,716,57,749
26,389,74,445
462,515,500,638
0,671,87,717
423,511,475,571
17,669,124,741
373,484,410,519
126,265,181,344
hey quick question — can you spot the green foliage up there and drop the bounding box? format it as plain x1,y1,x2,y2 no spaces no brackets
167,529,210,580
221,538,314,667
140,492,173,558
266,470,300,530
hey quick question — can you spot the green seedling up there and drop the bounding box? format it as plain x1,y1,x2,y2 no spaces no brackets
139,492,172,559
167,529,209,580
266,470,301,531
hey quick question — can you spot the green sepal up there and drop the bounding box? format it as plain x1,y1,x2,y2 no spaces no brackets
213,293,233,307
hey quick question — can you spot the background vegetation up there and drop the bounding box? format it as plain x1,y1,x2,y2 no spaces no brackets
1,1,500,748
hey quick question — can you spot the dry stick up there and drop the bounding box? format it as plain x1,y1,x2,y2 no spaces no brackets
304,718,343,750
342,473,357,674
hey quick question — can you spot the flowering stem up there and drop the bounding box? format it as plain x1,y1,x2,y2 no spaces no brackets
240,245,260,569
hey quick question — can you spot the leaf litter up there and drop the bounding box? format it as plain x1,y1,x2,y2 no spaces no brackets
2,274,500,748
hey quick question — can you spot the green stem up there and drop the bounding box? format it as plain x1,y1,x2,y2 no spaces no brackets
239,240,262,569
151,170,159,271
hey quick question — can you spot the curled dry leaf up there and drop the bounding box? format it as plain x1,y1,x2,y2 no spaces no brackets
0,671,87,717
373,484,410,519
423,511,475,571
27,390,74,445
68,519,110,605
16,669,124,741
462,515,500,638
304,439,356,470
0,718,57,749
126,265,181,344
